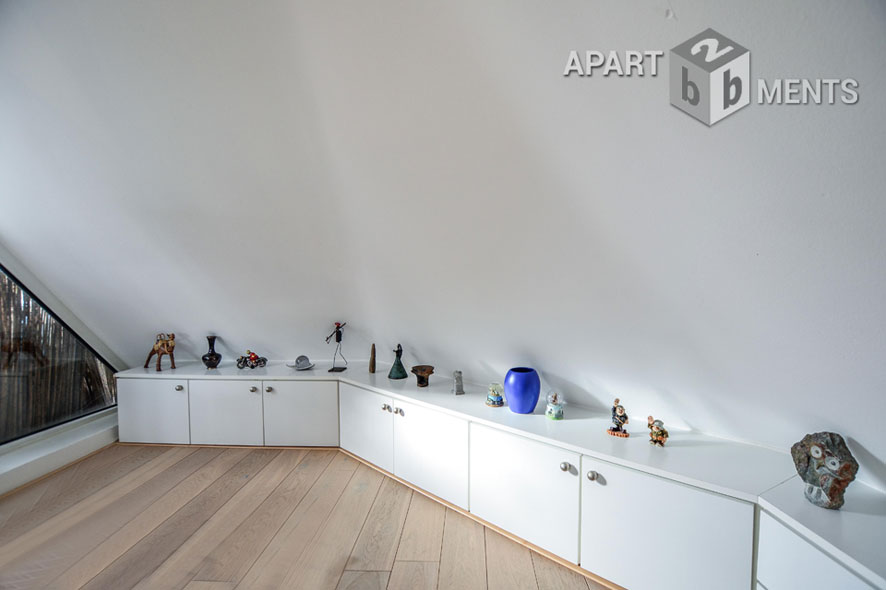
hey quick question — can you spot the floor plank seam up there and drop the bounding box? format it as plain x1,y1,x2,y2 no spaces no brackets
331,460,386,590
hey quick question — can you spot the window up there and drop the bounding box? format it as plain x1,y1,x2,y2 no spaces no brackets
0,264,117,445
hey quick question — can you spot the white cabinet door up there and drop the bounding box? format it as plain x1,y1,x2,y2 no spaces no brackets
469,424,581,563
339,382,393,472
580,454,754,590
757,511,872,590
393,400,469,509
263,380,339,446
117,378,190,444
189,380,263,446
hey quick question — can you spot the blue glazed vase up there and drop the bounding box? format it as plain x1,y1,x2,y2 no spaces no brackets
504,367,541,414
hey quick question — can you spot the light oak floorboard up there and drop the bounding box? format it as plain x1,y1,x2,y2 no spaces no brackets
134,450,325,590
81,449,279,590
335,570,390,590
0,447,611,590
393,490,446,562
485,529,538,590
183,582,236,590
0,445,168,544
0,447,222,589
387,561,438,590
0,444,138,529
0,446,197,569
193,449,333,582
278,463,385,589
531,552,600,590
438,509,487,590
234,452,361,590
46,448,250,589
345,476,412,572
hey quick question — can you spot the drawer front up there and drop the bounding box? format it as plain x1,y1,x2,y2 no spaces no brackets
189,380,264,446
263,380,339,446
339,382,394,472
117,378,190,444
470,424,580,563
581,455,754,590
757,511,872,590
393,400,469,509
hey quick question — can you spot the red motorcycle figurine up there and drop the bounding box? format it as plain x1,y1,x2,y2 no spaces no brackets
236,349,267,369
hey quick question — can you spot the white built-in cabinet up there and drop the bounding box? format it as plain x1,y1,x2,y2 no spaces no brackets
263,381,339,446
580,454,754,590
392,399,469,509
339,384,470,509
117,378,190,444
339,382,394,472
757,511,872,590
189,380,264,445
117,377,339,447
470,423,581,563
118,368,877,590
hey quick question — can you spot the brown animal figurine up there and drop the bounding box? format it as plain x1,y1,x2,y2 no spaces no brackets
145,333,176,372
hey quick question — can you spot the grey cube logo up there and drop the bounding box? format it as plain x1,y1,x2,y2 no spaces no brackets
670,28,750,125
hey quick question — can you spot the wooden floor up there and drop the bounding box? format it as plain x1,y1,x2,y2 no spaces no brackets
0,445,607,590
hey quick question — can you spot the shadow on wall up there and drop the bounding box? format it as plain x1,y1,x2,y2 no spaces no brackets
848,437,886,494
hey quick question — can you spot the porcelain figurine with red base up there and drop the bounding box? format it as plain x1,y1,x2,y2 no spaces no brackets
607,398,629,437
648,415,669,447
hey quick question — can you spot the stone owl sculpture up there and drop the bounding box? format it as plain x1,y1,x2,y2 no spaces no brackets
790,432,858,510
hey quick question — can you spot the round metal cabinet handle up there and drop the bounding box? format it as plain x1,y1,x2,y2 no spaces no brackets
381,404,390,411
249,386,258,393
587,471,598,481
560,462,570,472
175,385,184,391
265,386,273,393
393,407,403,416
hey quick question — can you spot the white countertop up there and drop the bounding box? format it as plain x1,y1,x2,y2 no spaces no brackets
759,477,886,589
118,360,794,502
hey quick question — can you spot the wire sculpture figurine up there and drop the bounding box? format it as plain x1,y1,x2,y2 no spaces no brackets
326,322,348,372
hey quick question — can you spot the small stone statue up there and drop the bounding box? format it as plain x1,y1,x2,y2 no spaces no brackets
791,432,859,510
607,398,629,437
453,370,465,395
647,416,668,447
545,392,564,420
144,333,176,372
326,322,348,372
486,383,504,407
388,344,408,379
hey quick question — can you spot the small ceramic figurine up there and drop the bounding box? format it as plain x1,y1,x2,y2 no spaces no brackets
369,343,376,374
607,398,629,437
486,382,504,407
236,350,268,369
144,333,176,372
388,344,408,379
326,322,348,372
647,416,668,447
791,432,859,510
545,392,565,420
411,365,435,387
452,370,465,395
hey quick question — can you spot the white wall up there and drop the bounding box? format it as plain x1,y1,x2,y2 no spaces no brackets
1,1,884,489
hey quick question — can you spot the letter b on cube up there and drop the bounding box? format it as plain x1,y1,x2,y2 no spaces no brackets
669,28,749,126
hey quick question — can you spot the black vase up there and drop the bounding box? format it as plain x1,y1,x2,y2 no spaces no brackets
202,335,222,369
